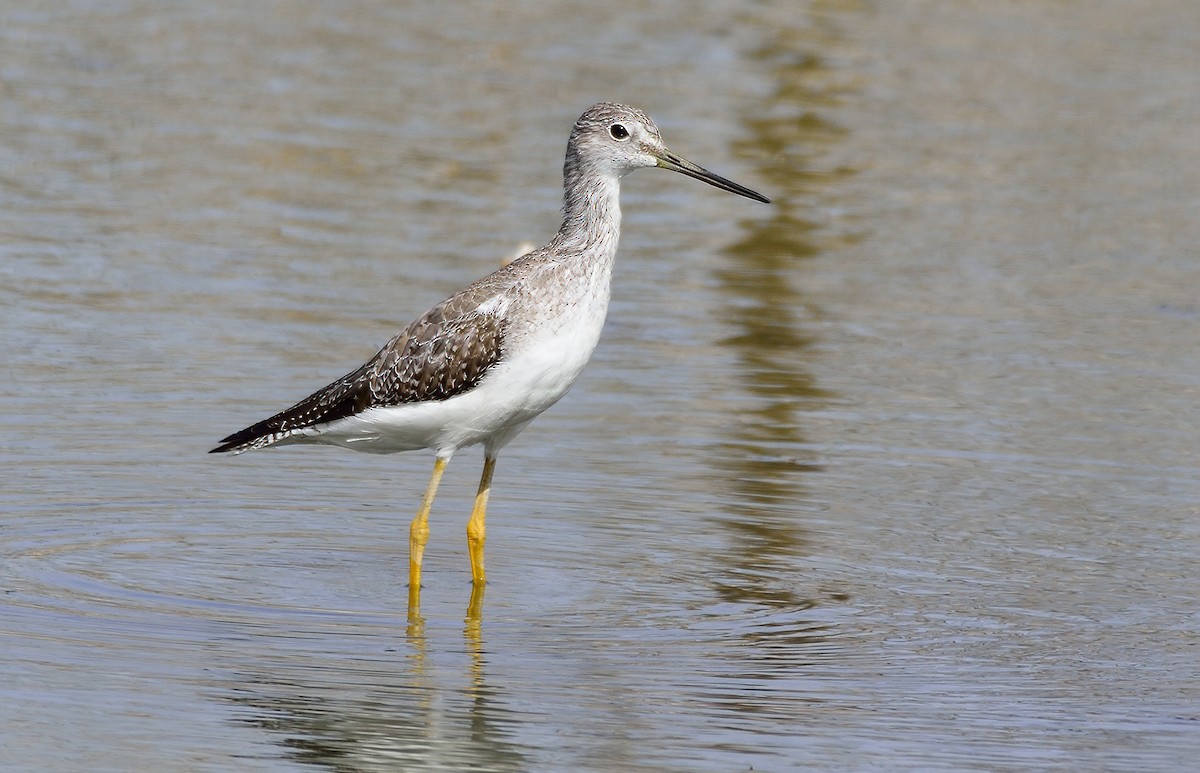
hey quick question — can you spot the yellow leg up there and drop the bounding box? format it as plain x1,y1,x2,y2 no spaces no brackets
466,456,496,586
409,456,448,601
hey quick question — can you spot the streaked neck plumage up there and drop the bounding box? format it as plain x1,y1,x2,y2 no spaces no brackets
552,142,622,260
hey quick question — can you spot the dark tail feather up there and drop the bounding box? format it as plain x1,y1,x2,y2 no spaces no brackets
209,416,288,454
209,426,271,454
210,365,370,455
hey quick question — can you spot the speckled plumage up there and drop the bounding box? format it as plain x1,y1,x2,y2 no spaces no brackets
213,103,767,458
209,287,509,454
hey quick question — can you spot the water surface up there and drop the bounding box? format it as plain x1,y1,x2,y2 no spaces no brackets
2,1,1198,771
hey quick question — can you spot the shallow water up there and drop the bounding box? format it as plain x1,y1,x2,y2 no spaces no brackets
3,1,1199,771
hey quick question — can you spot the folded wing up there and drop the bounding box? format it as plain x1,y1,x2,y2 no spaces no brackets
210,295,507,454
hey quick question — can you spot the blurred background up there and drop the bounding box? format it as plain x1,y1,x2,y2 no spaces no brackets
2,1,1198,770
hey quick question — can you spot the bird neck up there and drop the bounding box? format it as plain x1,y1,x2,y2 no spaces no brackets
554,162,622,259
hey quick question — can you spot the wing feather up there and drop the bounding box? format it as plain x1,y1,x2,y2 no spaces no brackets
210,293,507,454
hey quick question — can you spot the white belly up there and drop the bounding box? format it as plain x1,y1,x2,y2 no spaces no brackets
304,310,606,456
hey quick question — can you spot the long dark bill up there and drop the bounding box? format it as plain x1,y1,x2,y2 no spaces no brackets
656,149,770,204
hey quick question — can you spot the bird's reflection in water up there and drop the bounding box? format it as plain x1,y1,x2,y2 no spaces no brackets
465,584,485,646
220,584,522,771
405,583,486,669
406,585,424,638
464,584,487,706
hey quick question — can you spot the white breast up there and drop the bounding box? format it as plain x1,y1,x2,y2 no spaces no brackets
309,284,609,457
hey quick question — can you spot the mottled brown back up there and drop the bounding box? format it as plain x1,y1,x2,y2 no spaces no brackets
210,288,508,454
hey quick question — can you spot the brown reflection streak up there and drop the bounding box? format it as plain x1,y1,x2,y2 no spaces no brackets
221,594,524,772
465,582,485,689
709,8,857,608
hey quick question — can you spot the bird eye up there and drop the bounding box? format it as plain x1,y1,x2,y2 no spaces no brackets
609,123,630,141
